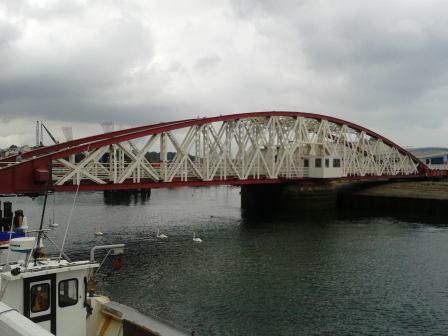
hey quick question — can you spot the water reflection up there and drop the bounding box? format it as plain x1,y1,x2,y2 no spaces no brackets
103,189,151,205
337,193,448,225
241,198,448,227
1,186,448,335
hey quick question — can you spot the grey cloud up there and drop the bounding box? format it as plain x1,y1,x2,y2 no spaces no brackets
194,54,221,74
0,0,447,147
0,4,168,124
229,0,448,132
0,0,84,21
0,21,22,47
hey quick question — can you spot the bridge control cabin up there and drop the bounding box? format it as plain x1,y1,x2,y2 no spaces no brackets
304,156,344,178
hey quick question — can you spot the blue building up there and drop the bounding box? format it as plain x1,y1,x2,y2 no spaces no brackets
409,147,448,165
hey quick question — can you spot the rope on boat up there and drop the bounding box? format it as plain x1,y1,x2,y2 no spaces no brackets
5,195,18,265
58,144,90,262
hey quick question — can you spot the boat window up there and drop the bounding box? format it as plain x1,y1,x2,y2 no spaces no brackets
315,158,322,168
31,283,50,313
84,276,87,308
59,279,78,308
333,158,341,168
325,158,330,168
304,159,309,168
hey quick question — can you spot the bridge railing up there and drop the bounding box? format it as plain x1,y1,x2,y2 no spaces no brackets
52,160,313,185
427,163,448,170
278,167,309,179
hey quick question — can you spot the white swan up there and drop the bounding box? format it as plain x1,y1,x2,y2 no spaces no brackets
94,221,103,236
48,218,58,229
193,232,202,243
157,228,168,240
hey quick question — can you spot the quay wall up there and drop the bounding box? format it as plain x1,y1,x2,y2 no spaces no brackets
241,179,448,220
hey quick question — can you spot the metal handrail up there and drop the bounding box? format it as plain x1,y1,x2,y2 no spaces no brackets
90,244,125,262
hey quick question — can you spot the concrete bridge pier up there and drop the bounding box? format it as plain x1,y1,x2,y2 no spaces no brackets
241,182,337,214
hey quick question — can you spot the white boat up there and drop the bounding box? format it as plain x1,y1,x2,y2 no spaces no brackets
0,207,195,336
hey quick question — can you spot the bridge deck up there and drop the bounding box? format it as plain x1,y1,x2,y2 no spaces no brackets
0,111,446,196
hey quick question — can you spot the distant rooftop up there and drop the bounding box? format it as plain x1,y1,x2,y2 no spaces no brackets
408,147,448,159
409,147,448,153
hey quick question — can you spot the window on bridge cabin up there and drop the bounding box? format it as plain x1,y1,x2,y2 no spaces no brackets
304,159,309,168
333,159,341,168
315,158,322,168
325,158,330,168
430,157,444,165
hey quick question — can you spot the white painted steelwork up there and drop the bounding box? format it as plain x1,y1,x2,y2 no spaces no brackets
51,115,420,186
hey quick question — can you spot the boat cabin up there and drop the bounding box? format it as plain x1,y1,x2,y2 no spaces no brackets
0,245,96,336
0,236,193,336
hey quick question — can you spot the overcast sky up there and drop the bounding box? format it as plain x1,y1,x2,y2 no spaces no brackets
0,0,447,148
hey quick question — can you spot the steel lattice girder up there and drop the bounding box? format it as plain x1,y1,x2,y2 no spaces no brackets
0,111,431,195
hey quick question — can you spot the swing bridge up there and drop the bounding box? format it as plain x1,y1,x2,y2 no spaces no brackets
0,111,446,196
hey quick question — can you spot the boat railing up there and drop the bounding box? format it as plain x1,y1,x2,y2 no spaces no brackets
90,244,125,262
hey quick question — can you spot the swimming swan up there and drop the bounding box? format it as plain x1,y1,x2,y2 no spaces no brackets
193,232,202,243
157,228,168,239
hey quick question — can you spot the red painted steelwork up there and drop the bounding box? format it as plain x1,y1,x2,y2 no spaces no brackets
33,169,50,183
6,112,429,168
52,174,424,193
0,111,439,196
426,169,448,177
54,178,286,192
0,118,196,167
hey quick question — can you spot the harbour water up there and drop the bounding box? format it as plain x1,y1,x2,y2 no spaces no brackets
3,187,448,335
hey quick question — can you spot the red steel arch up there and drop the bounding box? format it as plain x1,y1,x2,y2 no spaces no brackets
0,118,196,167
0,111,433,196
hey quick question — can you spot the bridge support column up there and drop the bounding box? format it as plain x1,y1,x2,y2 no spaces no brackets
241,182,337,214
103,188,151,204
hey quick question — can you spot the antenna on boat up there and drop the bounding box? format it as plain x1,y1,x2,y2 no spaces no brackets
58,176,81,262
33,184,49,266
59,145,89,262
29,162,55,267
2,195,18,271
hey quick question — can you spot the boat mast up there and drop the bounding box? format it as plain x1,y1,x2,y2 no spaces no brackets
34,188,48,266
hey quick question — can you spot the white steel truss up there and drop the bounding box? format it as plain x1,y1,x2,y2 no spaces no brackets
51,116,420,185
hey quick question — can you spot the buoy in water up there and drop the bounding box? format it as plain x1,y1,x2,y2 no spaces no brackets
113,256,122,271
